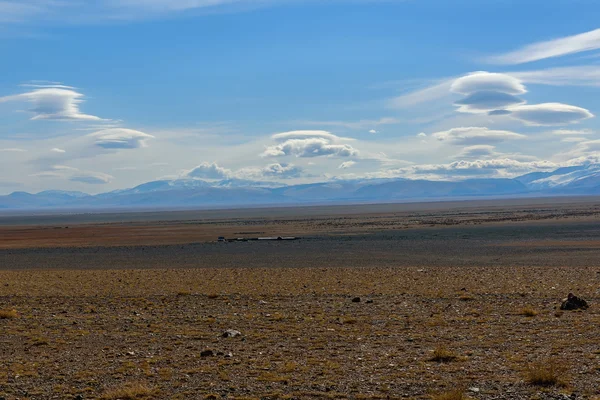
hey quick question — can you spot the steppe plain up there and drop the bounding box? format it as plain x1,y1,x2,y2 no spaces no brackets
1,198,600,400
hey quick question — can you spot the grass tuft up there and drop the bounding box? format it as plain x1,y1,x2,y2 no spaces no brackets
429,345,457,362
525,360,568,387
100,382,157,399
431,389,466,400
0,309,18,319
519,307,539,317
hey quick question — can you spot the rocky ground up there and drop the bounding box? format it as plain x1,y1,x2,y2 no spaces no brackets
1,202,600,399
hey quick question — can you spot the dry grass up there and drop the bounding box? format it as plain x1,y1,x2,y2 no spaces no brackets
431,389,467,400
100,382,157,399
518,307,539,317
429,345,458,363
525,360,568,387
0,309,18,319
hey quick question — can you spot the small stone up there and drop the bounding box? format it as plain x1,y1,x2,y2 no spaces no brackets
351,297,361,303
222,329,242,338
468,387,480,393
74,395,84,400
366,299,374,304
224,352,233,358
200,349,214,357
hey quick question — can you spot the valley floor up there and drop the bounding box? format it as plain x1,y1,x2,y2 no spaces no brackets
1,201,600,399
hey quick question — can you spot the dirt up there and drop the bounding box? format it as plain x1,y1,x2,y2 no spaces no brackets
1,201,600,399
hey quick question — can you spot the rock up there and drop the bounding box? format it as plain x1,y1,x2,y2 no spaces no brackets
222,329,242,338
74,396,84,400
224,352,233,358
560,293,589,310
200,349,215,357
365,299,374,304
468,387,480,393
351,297,361,303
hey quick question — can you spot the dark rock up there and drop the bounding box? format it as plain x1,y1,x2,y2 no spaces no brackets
200,349,214,357
351,297,361,303
560,293,589,310
365,299,374,304
74,396,84,400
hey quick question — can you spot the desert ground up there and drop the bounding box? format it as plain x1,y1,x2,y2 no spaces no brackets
1,198,600,399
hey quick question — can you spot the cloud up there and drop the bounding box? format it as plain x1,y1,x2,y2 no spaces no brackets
264,130,359,158
386,158,559,180
50,148,65,153
432,127,525,146
454,145,497,159
450,72,527,114
69,172,113,184
389,79,454,109
455,91,525,113
510,103,594,126
31,165,113,184
485,28,600,65
89,128,154,149
417,132,427,137
297,118,400,130
451,72,526,95
369,129,377,134
513,66,600,87
0,148,27,152
237,163,305,179
271,130,354,142
552,129,594,135
338,161,356,169
488,109,512,116
186,162,231,180
0,86,102,121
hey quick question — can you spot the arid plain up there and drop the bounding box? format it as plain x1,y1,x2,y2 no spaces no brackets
1,198,600,399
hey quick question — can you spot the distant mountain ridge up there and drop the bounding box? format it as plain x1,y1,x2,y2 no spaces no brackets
3,165,600,210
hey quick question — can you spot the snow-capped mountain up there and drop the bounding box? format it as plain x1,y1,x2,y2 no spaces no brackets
3,165,600,211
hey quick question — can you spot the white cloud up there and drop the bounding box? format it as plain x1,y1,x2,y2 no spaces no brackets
552,129,594,135
271,130,353,142
89,128,154,149
450,72,527,114
510,103,594,126
338,161,356,169
0,87,102,121
513,66,600,87
0,148,27,152
264,130,359,158
186,162,231,180
485,28,600,65
561,137,588,143
389,79,454,109
31,165,113,185
70,172,113,184
451,72,526,95
238,163,305,179
369,129,377,134
50,148,65,153
417,132,427,137
432,127,525,146
455,145,497,159
297,118,400,130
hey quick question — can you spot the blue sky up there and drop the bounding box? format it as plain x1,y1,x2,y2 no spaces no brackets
0,0,599,194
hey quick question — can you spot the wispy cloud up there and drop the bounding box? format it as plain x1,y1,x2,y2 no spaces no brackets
485,28,600,65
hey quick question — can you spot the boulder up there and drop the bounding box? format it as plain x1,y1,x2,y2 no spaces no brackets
560,293,589,310
222,329,242,338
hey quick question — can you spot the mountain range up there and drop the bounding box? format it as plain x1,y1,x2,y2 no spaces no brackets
2,164,600,211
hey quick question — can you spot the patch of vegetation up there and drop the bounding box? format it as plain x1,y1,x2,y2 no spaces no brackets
429,346,458,363
519,307,539,317
100,382,157,399
0,309,18,319
525,360,568,387
431,389,467,400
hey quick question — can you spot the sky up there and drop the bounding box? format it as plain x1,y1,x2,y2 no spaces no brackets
0,0,599,194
